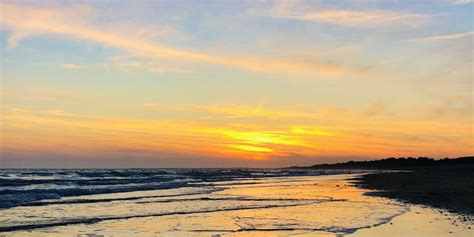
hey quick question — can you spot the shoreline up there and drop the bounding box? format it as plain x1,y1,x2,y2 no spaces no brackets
352,166,474,220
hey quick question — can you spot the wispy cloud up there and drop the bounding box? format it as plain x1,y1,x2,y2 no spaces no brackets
103,56,190,75
407,94,473,121
296,10,430,28
6,31,29,48
198,104,325,119
3,107,471,160
58,58,188,74
450,0,473,5
268,1,431,28
142,103,326,119
0,3,367,78
59,63,81,69
408,31,474,42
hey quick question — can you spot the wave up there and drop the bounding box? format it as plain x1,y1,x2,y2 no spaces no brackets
0,180,192,209
0,198,346,232
20,187,223,207
0,168,350,209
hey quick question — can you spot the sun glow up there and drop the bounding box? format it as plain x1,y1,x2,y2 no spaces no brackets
227,144,273,153
207,129,306,146
1,1,472,167
2,107,472,162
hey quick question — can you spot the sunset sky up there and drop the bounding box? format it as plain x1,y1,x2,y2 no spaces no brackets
0,0,472,168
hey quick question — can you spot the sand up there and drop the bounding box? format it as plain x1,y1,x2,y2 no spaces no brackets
354,165,474,218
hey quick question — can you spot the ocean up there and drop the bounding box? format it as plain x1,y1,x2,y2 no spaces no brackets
0,169,471,236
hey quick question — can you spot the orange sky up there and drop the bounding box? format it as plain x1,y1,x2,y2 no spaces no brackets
0,1,472,167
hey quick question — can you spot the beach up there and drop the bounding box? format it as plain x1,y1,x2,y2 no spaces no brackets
1,1,472,236
355,165,474,217
0,169,472,236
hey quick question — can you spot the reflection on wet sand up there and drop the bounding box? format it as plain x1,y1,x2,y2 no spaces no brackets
2,174,473,236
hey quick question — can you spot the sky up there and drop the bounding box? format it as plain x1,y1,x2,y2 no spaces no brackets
0,0,472,168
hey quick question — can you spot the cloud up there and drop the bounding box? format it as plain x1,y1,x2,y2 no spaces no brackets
6,31,30,47
198,104,326,119
0,108,316,160
57,57,187,74
103,57,190,75
450,0,473,5
59,63,81,69
0,3,367,78
298,10,429,27
1,86,85,103
142,103,193,113
142,103,326,119
408,31,474,42
268,2,431,28
2,105,472,163
361,102,390,117
44,109,77,117
408,94,473,121
227,144,273,153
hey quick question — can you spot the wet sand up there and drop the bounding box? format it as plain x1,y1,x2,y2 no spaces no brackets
354,165,474,217
349,204,473,237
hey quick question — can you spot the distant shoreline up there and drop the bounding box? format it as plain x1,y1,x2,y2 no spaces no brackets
289,156,474,170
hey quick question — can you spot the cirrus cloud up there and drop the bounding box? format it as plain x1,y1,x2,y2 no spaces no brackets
0,3,368,78
268,1,432,28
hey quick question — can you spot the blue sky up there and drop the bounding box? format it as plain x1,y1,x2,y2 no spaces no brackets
0,0,472,167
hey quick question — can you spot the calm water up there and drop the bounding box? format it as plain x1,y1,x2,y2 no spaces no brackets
0,169,471,236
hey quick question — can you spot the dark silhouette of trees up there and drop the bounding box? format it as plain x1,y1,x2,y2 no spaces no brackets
303,156,473,169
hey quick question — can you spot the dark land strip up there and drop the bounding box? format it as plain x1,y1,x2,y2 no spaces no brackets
297,156,474,220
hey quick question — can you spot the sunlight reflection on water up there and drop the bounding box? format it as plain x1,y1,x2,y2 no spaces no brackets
1,173,472,236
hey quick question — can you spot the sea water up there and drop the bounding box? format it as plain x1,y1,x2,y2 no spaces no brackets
0,169,471,236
